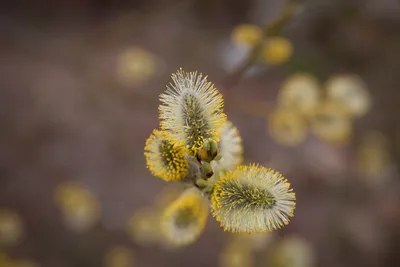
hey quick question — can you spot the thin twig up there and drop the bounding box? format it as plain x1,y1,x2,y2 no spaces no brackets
223,0,300,90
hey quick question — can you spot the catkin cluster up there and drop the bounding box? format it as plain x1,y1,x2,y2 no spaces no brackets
231,24,294,65
269,73,371,146
144,69,296,246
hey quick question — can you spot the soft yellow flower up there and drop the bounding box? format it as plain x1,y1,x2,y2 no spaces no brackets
326,74,371,118
159,69,226,154
211,120,243,172
310,99,352,145
144,129,188,182
116,47,157,86
54,182,100,232
262,37,293,65
0,209,24,246
126,186,185,248
231,24,263,46
211,164,296,233
270,235,315,267
277,73,321,116
161,188,209,246
268,107,308,146
104,246,135,267
126,207,161,247
219,237,254,267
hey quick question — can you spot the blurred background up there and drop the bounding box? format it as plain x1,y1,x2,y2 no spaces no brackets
1,0,400,266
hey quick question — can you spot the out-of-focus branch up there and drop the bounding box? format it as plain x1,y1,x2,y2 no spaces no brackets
223,0,300,90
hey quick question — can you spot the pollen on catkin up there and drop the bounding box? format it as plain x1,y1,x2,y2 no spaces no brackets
212,120,243,172
144,129,189,182
159,69,226,155
211,164,296,233
161,188,209,246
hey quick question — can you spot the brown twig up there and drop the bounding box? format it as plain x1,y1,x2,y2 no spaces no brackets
223,0,300,90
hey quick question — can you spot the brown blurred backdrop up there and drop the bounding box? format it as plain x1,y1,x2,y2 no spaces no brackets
1,0,400,267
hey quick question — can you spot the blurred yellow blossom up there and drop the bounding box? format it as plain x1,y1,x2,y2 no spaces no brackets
219,237,254,267
161,188,209,246
126,207,161,247
326,74,371,118
277,73,321,116
262,36,293,65
0,209,24,246
116,47,157,86
104,246,135,267
268,107,308,146
270,235,315,267
310,100,352,145
54,182,100,232
231,24,263,46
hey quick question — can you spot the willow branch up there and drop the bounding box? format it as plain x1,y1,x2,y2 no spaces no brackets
223,0,300,90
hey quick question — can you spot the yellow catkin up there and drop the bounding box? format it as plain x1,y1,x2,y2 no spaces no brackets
262,37,293,65
144,130,188,182
231,24,263,46
159,69,226,155
277,73,321,116
116,47,157,86
211,164,296,233
161,189,209,246
326,74,371,118
54,182,100,232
